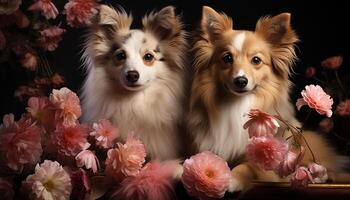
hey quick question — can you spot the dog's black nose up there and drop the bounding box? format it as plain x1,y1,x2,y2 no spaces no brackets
233,76,248,89
126,70,139,83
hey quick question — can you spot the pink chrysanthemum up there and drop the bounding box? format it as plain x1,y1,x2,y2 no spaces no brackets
111,161,180,200
247,136,288,170
38,26,66,51
182,151,231,200
75,150,100,173
291,166,312,188
296,85,333,117
243,109,279,138
275,148,305,177
308,163,328,183
90,119,119,149
321,56,343,70
22,160,72,200
336,99,350,117
53,123,90,157
0,114,43,171
50,87,81,127
105,136,146,182
28,0,58,20
64,0,98,28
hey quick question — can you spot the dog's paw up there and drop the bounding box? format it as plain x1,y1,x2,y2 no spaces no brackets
228,177,244,193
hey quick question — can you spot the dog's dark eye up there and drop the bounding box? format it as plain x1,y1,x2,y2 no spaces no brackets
222,53,233,64
115,51,126,61
251,56,262,65
143,53,154,62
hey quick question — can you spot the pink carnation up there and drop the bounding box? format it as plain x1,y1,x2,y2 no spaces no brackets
64,0,98,28
0,178,14,200
291,166,312,188
275,148,305,177
0,114,43,171
90,119,119,148
321,56,343,70
305,66,316,78
53,123,90,157
20,52,38,71
50,87,82,127
296,85,333,117
111,161,179,200
243,109,279,138
105,136,146,182
182,151,231,200
247,136,288,170
308,163,328,183
336,99,350,117
26,96,56,132
319,118,334,134
28,0,58,20
75,150,100,173
38,26,66,51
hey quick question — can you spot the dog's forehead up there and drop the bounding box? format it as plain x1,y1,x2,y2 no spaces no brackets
121,30,158,49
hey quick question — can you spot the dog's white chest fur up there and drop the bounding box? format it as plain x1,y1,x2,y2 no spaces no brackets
197,95,254,161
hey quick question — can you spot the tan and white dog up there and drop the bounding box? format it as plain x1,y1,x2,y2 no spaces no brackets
81,5,188,160
188,6,346,192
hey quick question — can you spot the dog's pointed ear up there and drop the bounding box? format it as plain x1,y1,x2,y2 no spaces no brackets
97,5,132,31
255,13,298,46
201,6,233,41
142,6,182,40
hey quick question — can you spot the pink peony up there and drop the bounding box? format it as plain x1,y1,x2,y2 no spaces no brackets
75,150,100,173
247,136,288,170
111,161,179,200
0,178,14,200
68,168,91,200
319,118,334,134
305,66,316,78
0,30,5,50
50,87,82,127
291,166,312,188
23,160,72,200
38,26,66,51
182,151,231,200
321,56,343,70
51,73,65,87
296,85,333,117
308,163,328,183
53,123,90,157
28,0,58,20
243,109,279,138
64,0,98,28
336,99,350,117
275,148,305,177
90,119,119,148
0,114,43,171
0,0,21,15
105,136,146,182
26,96,56,132
20,52,38,71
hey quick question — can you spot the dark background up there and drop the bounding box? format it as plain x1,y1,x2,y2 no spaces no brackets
1,0,349,151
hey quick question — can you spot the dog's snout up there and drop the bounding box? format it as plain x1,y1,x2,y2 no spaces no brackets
233,76,248,89
126,70,139,83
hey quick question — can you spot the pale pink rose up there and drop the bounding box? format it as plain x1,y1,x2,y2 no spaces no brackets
105,136,146,182
111,160,179,200
90,119,119,148
68,168,91,200
243,109,279,138
64,0,98,28
321,56,343,70
50,87,82,127
182,151,231,200
0,30,5,50
275,148,305,177
23,160,72,200
26,96,56,132
20,52,38,71
0,178,14,200
75,150,100,173
247,136,288,170
13,10,29,28
51,73,65,87
291,166,312,188
28,0,58,20
0,0,22,15
308,163,328,183
296,85,333,117
0,114,43,171
319,118,334,134
53,123,90,157
38,26,66,51
336,100,350,117
305,66,316,78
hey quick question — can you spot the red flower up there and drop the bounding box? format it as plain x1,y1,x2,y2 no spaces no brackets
64,0,98,28
28,0,59,20
305,66,316,78
38,26,66,51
